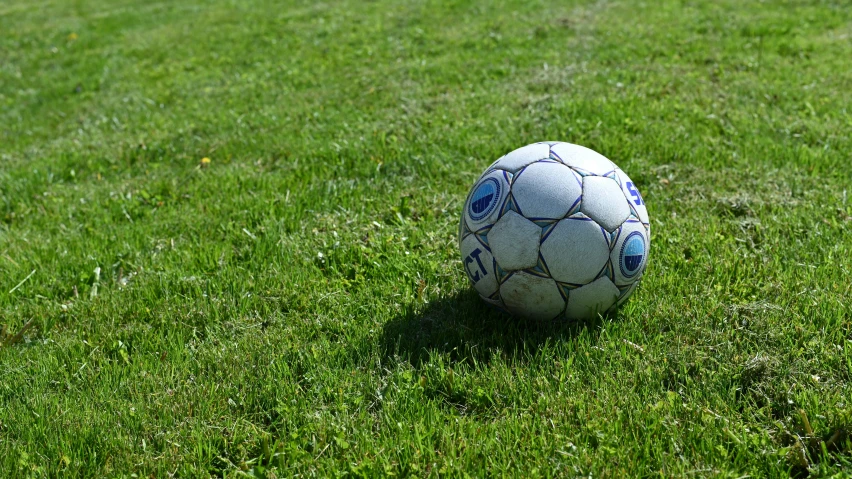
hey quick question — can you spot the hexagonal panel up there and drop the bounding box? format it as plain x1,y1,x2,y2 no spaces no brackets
550,142,616,176
463,169,510,232
565,277,620,320
581,176,631,232
511,162,581,220
616,281,639,308
458,213,470,247
488,210,541,271
540,217,610,285
614,168,649,226
481,294,507,313
460,234,498,297
500,272,565,320
485,155,505,172
610,220,649,286
489,143,550,173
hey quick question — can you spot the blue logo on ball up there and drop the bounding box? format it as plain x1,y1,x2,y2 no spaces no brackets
619,232,645,277
468,178,501,221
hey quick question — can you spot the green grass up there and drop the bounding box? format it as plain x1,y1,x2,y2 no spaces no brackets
2,0,852,476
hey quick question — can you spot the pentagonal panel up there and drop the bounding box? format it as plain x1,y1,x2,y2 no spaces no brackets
463,169,510,232
511,162,581,220
610,220,649,286
460,234,498,297
500,272,564,321
488,210,541,271
614,168,649,227
489,143,550,173
565,277,620,320
581,176,631,232
540,217,609,285
550,142,616,176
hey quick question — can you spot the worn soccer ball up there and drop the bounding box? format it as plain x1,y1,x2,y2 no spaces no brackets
458,142,650,320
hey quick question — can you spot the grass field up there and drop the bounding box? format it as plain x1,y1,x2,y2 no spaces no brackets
2,0,852,476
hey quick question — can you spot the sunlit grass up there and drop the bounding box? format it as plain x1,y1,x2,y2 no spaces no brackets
1,0,851,476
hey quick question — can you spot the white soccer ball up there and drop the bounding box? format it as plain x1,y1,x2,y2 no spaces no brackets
458,142,650,321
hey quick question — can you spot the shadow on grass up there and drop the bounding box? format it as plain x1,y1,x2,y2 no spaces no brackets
380,288,606,367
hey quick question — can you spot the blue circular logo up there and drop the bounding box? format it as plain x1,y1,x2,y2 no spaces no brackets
468,177,501,221
619,232,645,278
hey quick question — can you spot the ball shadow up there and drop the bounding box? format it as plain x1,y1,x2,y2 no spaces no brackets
380,289,607,367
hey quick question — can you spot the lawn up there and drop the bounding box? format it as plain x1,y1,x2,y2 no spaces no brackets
1,0,851,476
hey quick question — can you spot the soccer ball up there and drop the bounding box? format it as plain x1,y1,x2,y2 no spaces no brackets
458,142,650,320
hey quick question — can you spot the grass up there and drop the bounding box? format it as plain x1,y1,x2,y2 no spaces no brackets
1,0,851,476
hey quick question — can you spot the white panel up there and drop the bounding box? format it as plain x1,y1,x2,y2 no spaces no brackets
463,169,510,232
614,168,650,226
581,176,630,232
489,143,551,174
540,217,610,285
565,277,620,320
615,281,640,308
511,162,581,220
460,234,498,297
609,220,649,286
487,210,541,271
550,142,617,176
500,272,565,321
